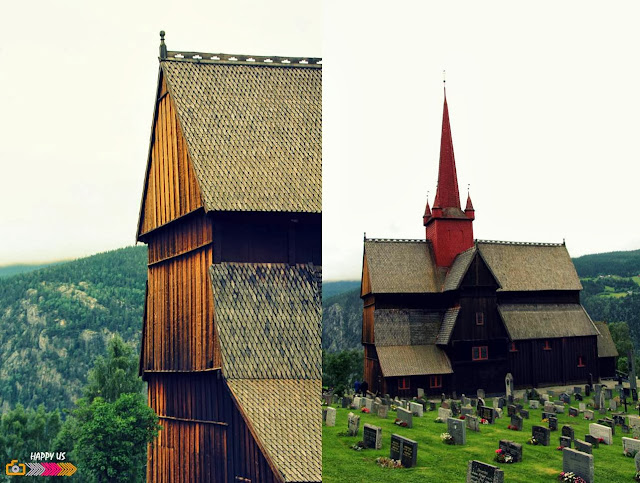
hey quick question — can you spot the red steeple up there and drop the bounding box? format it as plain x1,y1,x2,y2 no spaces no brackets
433,91,461,210
424,87,475,267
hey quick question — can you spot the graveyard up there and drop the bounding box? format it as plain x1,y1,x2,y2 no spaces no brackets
322,386,640,482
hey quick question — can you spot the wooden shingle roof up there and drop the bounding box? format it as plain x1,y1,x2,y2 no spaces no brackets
443,247,476,291
161,57,321,214
363,239,442,294
435,307,460,345
594,321,619,358
499,304,600,341
477,241,582,292
374,309,441,346
376,345,453,377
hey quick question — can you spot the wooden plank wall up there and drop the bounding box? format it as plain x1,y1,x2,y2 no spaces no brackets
143,245,220,371
139,77,203,238
148,212,212,265
361,297,374,344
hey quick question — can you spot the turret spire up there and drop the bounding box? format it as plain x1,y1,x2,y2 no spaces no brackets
433,89,461,210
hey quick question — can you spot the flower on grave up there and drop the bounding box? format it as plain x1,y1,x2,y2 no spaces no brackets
556,446,564,451
390,404,397,411
634,471,640,482
434,417,444,423
527,437,538,445
495,449,503,454
361,407,370,413
597,437,604,443
351,441,365,451
481,418,488,424
542,418,549,423
440,432,454,445
376,457,404,469
460,415,466,420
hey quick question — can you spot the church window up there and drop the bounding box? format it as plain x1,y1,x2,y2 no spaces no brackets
398,377,410,390
430,375,442,388
472,346,488,361
543,340,552,351
476,312,484,325
577,356,585,367
509,342,517,352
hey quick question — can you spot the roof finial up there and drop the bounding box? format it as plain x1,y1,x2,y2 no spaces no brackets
159,30,167,59
443,70,446,96
468,183,470,195
364,231,366,241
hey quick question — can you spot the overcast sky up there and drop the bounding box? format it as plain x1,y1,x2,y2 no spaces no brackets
2,2,639,282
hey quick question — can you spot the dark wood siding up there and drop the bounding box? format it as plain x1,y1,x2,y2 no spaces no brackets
364,345,380,394
362,296,374,344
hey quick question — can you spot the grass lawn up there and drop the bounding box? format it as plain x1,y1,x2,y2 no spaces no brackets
323,397,639,482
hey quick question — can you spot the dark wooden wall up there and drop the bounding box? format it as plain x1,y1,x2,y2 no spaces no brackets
599,357,617,379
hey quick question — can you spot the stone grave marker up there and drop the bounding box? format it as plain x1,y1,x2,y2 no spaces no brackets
584,410,594,420
441,400,450,409
584,434,599,449
438,407,452,421
498,397,506,409
569,407,579,417
529,400,540,409
574,386,582,395
341,397,350,408
378,405,389,419
560,393,571,404
598,391,605,412
541,394,550,402
610,399,617,411
417,388,424,399
542,411,555,420
623,424,630,434
575,393,583,402
574,439,592,454
623,436,640,456
554,404,565,414
477,397,486,410
390,434,418,468
353,396,362,408
523,391,529,404
372,401,380,416
479,406,494,424
466,460,504,483
613,414,625,426
589,423,612,445
451,401,461,417
447,417,467,445
605,388,613,399
363,423,382,449
494,407,503,419
560,436,572,448
548,390,555,398
461,394,470,406
579,403,586,412
544,401,556,413
323,393,332,405
593,386,602,410
635,451,640,472
466,414,480,432
562,425,575,440
597,418,615,436
548,416,558,431
397,407,413,428
507,404,516,416
498,440,522,463
347,412,360,436
629,415,640,428
519,409,530,419
585,384,591,397
563,448,594,483
477,388,485,399
532,425,550,446
510,414,523,431
428,400,437,411
461,405,474,416
505,373,514,400
325,407,336,427
409,401,423,417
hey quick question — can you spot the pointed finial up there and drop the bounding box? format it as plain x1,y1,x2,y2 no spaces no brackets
443,70,446,84
364,231,366,241
427,190,429,204
468,183,470,195
159,30,167,59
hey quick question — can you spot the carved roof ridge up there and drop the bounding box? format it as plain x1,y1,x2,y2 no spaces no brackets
162,51,322,67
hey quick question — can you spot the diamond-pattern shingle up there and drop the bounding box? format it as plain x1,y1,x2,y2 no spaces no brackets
161,60,321,213
374,309,441,346
499,304,599,340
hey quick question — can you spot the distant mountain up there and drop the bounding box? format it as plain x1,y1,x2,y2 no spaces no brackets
573,249,640,278
0,246,147,413
0,261,64,279
322,280,360,299
322,288,362,352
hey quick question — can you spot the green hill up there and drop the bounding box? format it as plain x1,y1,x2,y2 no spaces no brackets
0,261,63,279
0,246,147,413
573,249,640,278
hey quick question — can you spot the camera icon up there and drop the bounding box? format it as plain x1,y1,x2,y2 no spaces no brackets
5,460,26,476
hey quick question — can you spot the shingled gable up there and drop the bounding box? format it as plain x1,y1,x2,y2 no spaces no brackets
137,50,322,239
209,263,321,483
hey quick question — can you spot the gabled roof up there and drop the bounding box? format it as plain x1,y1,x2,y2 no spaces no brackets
498,304,600,340
363,239,442,293
594,321,619,358
160,54,321,214
443,247,477,291
374,309,441,346
435,307,460,345
210,262,321,482
376,345,453,377
477,241,582,292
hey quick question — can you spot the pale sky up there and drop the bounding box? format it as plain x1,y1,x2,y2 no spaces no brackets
2,1,639,282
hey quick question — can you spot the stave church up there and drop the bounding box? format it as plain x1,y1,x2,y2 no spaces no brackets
360,89,617,398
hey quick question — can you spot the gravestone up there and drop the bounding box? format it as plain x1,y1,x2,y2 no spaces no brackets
593,386,602,410
613,414,625,426
544,401,556,413
438,407,452,421
441,400,450,409
341,397,350,408
447,417,467,445
372,401,380,416
562,448,594,483
529,400,540,409
569,407,579,417
461,394,470,406
523,391,529,404
598,391,605,412
554,404,565,414
623,424,630,434
363,423,382,449
629,415,640,428
498,397,506,409
584,434,599,449
397,407,413,428
532,425,550,446
574,386,582,395
605,388,613,400
494,407,503,419
429,401,437,411
541,394,550,402
623,436,640,456
390,434,418,468
347,412,360,436
378,405,389,419
466,414,480,432
579,403,586,412
323,393,332,405
477,388,485,399
635,451,640,472
574,439,592,454
505,373,514,400
478,406,494,423
584,410,594,420
585,384,591,397
589,423,612,445
519,409,530,419
510,414,523,431
466,460,504,483
542,411,555,420
353,396,362,408
575,393,583,402
560,436,572,448
562,425,575,441
409,401,423,417
560,393,571,404
507,404,516,416
610,399,617,412
597,418,615,436
417,388,424,399
547,390,555,398
451,401,461,417
461,405,474,416
548,416,558,431
498,440,522,463
364,398,374,411
477,397,486,410
325,407,336,427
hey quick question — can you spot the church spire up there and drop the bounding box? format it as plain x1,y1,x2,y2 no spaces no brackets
433,89,461,210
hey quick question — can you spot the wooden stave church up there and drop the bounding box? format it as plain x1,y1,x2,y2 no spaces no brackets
360,90,617,398
137,34,322,482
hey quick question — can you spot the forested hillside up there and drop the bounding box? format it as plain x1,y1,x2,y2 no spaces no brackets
0,246,147,413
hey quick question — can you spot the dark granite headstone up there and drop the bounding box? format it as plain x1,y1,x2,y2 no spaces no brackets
563,448,594,483
542,411,554,420
498,439,523,462
519,409,530,419
466,460,504,483
560,436,572,448
574,393,583,402
341,397,350,408
507,404,516,416
451,401,460,417
585,384,591,397
363,423,382,449
605,388,613,400
498,397,506,409
389,434,418,468
584,434,599,448
574,439,592,454
569,407,579,417
549,416,558,431
574,386,582,395
562,425,575,440
613,414,625,426
479,406,494,424
623,424,631,434
532,425,550,446
560,393,571,404
429,401,437,411
477,397,486,411
632,388,638,402
510,414,523,431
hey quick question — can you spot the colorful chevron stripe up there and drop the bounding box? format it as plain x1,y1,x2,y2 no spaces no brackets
23,462,77,476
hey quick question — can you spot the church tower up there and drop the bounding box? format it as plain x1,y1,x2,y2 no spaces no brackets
423,90,474,267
